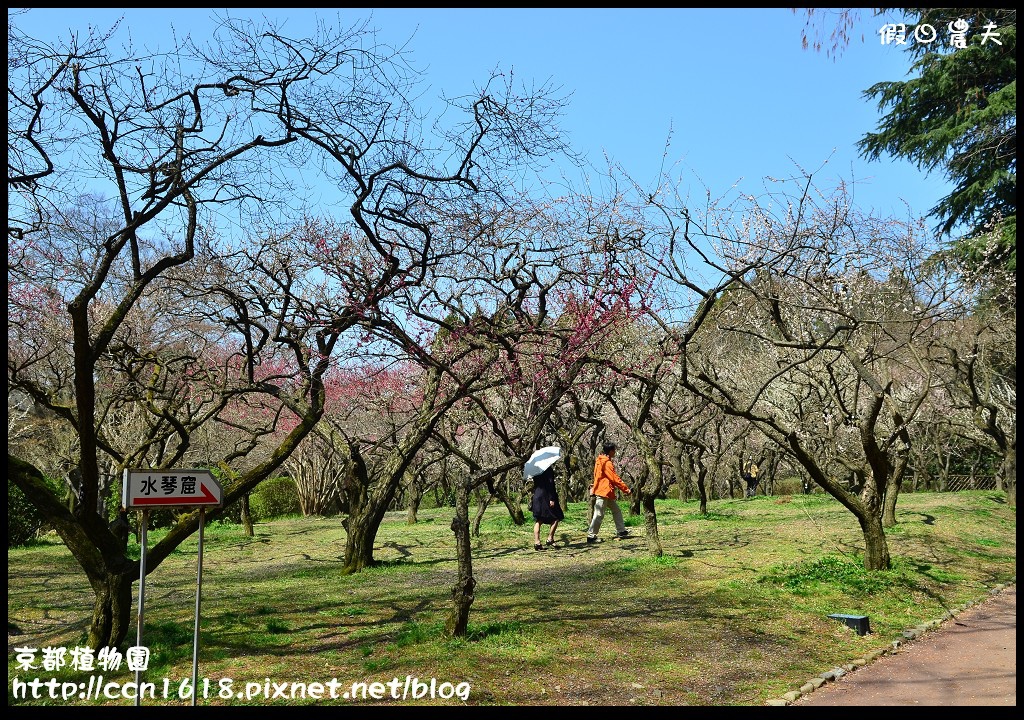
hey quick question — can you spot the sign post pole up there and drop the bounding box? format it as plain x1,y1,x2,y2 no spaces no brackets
135,508,149,707
192,507,206,706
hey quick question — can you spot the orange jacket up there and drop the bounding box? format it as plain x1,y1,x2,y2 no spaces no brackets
591,454,630,499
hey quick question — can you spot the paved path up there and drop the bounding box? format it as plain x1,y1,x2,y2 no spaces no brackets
792,585,1015,706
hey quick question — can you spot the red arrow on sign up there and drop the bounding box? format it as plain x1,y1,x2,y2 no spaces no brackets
132,481,220,506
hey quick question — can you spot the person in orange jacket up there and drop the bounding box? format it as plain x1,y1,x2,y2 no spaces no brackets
587,441,631,543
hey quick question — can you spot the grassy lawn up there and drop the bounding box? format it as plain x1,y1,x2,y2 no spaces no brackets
7,491,1016,706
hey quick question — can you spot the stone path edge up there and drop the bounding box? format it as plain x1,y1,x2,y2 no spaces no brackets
764,578,1018,706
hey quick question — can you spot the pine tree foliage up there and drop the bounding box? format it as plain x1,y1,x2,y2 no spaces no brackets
857,8,1015,273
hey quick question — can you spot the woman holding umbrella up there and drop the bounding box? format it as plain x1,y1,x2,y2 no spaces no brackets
524,447,564,550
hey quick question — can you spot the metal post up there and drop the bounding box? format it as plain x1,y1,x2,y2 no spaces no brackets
135,509,149,707
192,508,205,706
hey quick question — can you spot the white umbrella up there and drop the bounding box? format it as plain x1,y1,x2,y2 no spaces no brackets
523,446,561,478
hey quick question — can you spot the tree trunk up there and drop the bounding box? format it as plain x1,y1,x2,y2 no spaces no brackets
881,450,905,527
629,490,641,515
634,441,664,556
240,493,254,537
339,445,403,574
10,454,139,650
998,443,1015,507
882,419,912,528
472,487,491,537
494,478,526,525
696,465,709,515
445,479,475,638
855,509,891,571
763,450,779,496
557,462,570,510
406,472,421,525
668,443,687,502
640,495,663,557
88,568,135,651
341,510,379,574
881,487,898,528
881,463,905,528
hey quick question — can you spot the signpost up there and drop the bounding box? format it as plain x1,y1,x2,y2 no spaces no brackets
123,469,223,509
123,469,223,706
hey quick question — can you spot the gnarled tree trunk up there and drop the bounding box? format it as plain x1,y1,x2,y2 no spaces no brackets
446,479,475,638
471,487,492,537
856,509,891,571
240,493,254,537
406,470,422,525
88,568,135,651
340,445,409,574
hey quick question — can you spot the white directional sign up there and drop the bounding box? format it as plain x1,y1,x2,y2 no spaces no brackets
123,469,223,510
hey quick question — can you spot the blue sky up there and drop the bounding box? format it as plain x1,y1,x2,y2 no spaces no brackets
12,7,960,231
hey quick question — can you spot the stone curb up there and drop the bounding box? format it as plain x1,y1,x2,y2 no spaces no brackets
767,578,1016,706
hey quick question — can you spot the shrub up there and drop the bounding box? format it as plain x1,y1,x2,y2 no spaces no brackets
773,476,805,496
249,476,301,520
216,495,245,525
8,476,62,547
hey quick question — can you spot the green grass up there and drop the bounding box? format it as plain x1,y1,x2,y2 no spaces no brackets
7,491,1016,706
759,554,906,594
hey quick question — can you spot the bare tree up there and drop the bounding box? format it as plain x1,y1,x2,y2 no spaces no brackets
623,169,960,570
7,13,572,648
283,428,346,517
934,311,1016,505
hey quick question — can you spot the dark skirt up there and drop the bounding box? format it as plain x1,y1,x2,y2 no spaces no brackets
530,470,564,524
